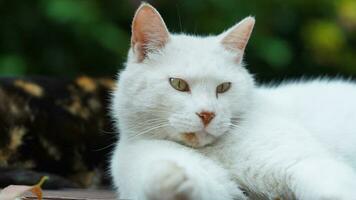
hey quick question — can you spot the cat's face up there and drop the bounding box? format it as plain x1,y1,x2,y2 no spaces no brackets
112,3,255,147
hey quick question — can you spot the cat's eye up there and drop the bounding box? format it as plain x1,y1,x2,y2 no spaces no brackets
216,82,231,95
169,78,190,92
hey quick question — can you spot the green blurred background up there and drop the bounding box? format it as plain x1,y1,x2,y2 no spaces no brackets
1,0,356,82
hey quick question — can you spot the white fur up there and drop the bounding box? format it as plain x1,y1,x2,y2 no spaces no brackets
110,18,356,200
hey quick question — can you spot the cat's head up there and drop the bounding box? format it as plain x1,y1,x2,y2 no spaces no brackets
112,3,255,147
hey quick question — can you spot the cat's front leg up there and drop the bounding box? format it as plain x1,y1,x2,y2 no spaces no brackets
289,158,356,200
111,140,246,200
142,160,198,200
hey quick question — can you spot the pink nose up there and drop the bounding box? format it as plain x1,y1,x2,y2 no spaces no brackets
196,111,215,126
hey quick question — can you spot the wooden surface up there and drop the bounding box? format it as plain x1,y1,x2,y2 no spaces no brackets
23,189,117,200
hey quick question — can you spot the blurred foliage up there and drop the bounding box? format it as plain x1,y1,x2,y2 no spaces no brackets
0,0,356,82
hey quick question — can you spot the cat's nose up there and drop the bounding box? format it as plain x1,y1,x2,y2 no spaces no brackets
196,111,215,126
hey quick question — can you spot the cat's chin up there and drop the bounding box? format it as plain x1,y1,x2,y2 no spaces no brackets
180,131,217,148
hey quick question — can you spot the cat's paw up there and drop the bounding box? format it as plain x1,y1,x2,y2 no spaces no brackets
143,160,195,200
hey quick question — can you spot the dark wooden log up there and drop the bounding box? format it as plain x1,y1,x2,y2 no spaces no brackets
0,76,117,188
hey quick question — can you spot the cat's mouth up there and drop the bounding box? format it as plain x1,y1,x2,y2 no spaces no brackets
183,132,198,145
181,131,216,148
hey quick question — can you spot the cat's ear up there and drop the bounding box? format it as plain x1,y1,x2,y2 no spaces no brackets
220,17,255,63
131,3,170,62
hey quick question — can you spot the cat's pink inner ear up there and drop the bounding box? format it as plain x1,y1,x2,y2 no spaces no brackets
221,17,255,61
131,3,170,62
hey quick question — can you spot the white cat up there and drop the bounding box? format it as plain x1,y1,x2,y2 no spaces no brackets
110,3,356,200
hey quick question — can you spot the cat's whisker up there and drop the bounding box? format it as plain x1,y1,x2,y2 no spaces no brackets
115,108,170,117
134,112,170,119
174,121,195,126
126,119,169,131
231,116,245,123
129,125,168,139
224,122,249,132
138,110,170,115
128,123,170,140
142,107,171,112
129,118,168,126
93,142,117,152
100,129,117,135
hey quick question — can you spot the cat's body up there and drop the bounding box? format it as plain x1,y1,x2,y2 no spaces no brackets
200,80,356,199
110,3,356,200
256,80,356,169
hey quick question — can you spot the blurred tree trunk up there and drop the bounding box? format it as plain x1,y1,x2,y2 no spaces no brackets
0,76,117,188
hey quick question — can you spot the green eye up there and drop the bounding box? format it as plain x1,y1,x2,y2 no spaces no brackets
169,78,190,92
216,82,231,94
